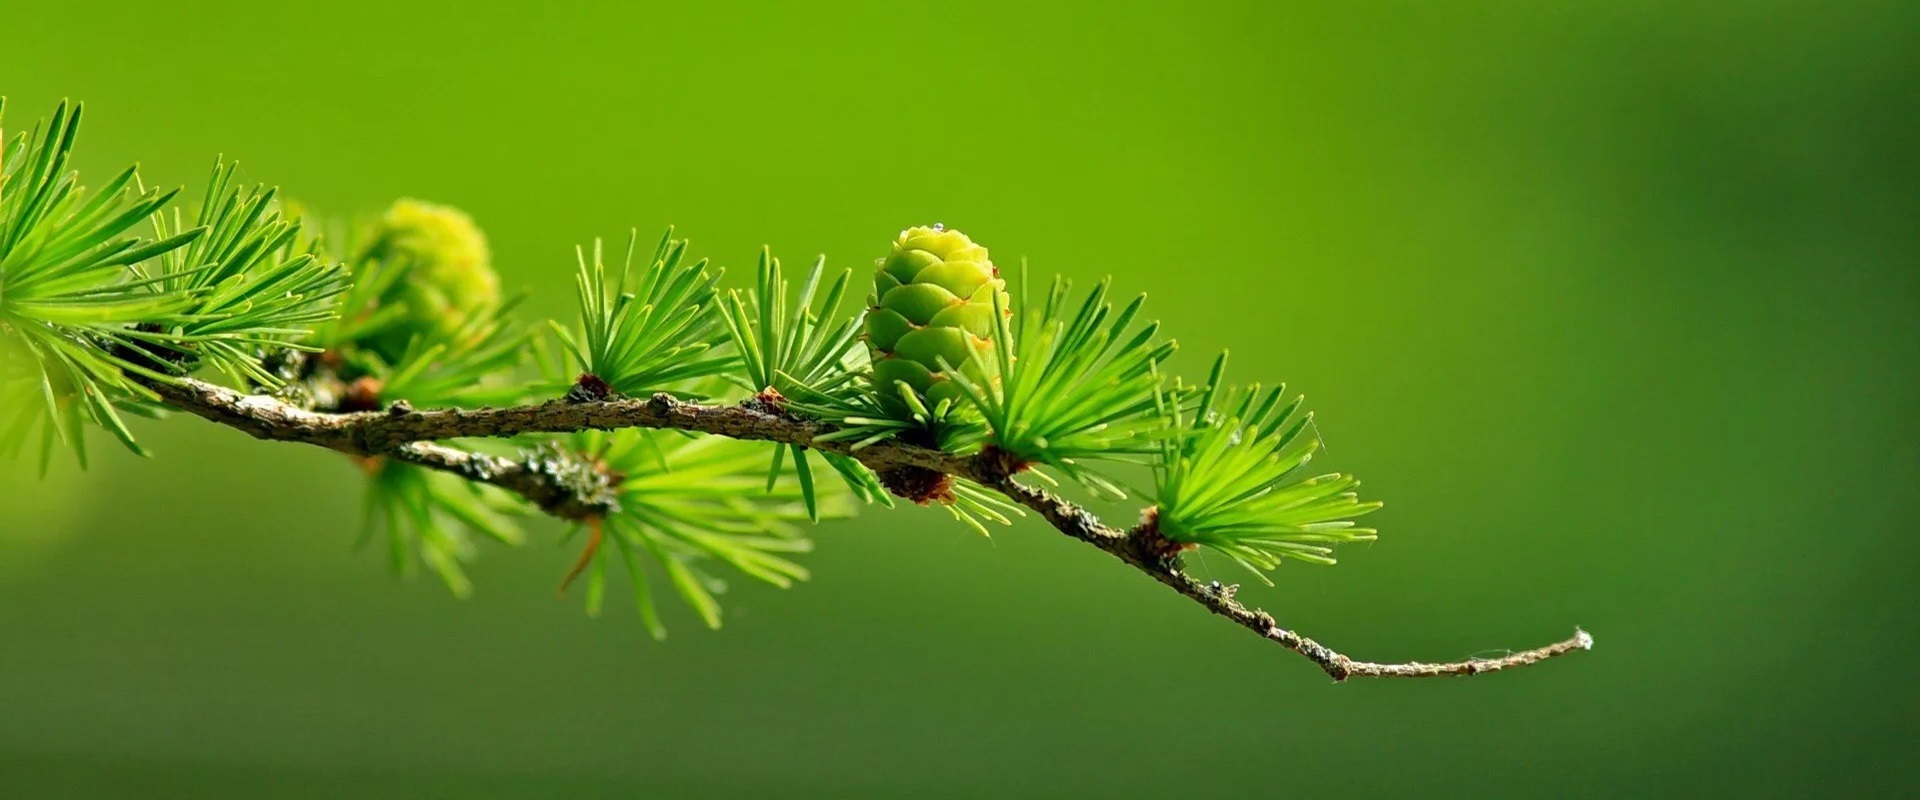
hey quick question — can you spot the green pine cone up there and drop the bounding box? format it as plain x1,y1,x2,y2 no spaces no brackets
865,225,1008,414
363,198,499,358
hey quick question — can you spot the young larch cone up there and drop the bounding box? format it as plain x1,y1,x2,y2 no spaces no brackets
363,198,500,358
864,225,1008,415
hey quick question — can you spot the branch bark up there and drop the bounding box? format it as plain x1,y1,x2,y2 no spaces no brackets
151,376,1592,681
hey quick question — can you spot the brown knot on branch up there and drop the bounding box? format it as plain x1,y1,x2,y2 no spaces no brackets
1130,506,1196,564
565,373,616,403
878,465,956,505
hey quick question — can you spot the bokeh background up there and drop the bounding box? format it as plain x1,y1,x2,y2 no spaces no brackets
4,1,1917,797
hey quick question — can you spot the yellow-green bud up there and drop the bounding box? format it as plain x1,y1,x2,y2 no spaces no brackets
364,199,499,356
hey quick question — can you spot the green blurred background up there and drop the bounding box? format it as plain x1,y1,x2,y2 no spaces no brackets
4,1,1916,796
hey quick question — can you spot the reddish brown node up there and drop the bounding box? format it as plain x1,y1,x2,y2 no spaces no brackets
977,445,1031,480
743,386,790,417
1134,506,1196,562
567,373,616,403
878,465,957,505
339,376,385,412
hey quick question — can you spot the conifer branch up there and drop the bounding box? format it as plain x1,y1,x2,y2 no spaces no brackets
385,441,618,522
147,378,621,519
151,375,1591,680
4,101,1592,679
